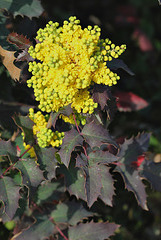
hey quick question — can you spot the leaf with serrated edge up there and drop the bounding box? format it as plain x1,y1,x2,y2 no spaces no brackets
141,161,161,192
51,200,93,225
88,150,118,165
15,159,44,187
68,221,119,240
60,163,86,201
34,147,58,180
115,133,150,210
58,128,83,167
82,122,117,148
0,140,18,163
0,175,20,221
99,165,115,206
0,45,21,81
14,115,34,146
7,33,32,49
12,214,54,240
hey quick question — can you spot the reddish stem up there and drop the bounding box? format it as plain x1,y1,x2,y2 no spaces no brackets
50,217,69,240
72,112,89,160
0,145,33,178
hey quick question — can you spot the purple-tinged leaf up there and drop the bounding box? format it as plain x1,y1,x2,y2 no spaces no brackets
60,163,86,201
0,139,18,163
36,180,65,205
13,214,54,240
14,115,34,146
7,33,33,50
15,159,44,187
82,122,118,149
99,165,115,206
51,200,93,225
0,175,20,221
16,49,34,62
58,128,83,167
107,59,134,76
34,147,58,180
92,85,111,110
141,160,161,192
88,150,118,165
115,133,151,210
68,221,119,240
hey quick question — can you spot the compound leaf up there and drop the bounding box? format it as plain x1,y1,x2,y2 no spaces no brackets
51,200,93,225
0,174,20,221
82,122,117,148
68,221,119,240
58,128,83,167
15,159,44,187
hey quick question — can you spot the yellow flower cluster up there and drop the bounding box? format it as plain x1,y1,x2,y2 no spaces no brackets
27,16,126,114
29,108,64,148
60,110,86,126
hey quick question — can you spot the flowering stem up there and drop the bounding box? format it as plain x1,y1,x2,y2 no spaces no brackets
49,217,69,240
0,145,32,179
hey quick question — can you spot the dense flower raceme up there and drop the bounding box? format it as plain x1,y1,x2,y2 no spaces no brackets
27,16,126,148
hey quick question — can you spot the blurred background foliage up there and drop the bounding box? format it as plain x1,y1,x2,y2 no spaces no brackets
0,0,161,239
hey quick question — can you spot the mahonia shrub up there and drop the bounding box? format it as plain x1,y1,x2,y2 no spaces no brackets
0,14,160,240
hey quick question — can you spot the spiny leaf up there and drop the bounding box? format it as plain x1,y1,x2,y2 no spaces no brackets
92,84,112,110
60,163,86,201
58,128,83,167
82,122,118,148
115,133,151,210
0,45,21,81
16,48,34,62
107,58,134,76
68,221,119,240
36,180,65,205
12,214,54,240
51,200,93,225
98,165,115,206
14,115,34,146
0,139,18,163
0,173,20,221
88,150,118,165
34,146,58,180
15,159,44,187
1,0,44,18
7,33,33,50
141,160,161,192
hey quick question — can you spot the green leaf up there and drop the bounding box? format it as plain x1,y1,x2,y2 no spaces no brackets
0,173,20,221
14,115,34,146
0,0,44,18
0,11,10,49
34,147,58,180
14,214,54,240
0,139,18,163
36,180,65,205
58,128,83,167
60,162,86,201
82,122,118,149
68,221,119,240
51,200,93,225
115,133,150,210
15,159,44,187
